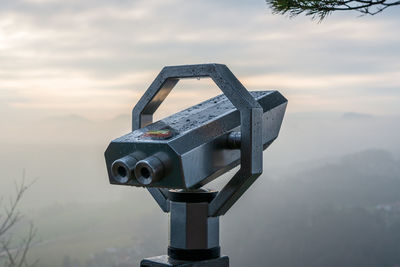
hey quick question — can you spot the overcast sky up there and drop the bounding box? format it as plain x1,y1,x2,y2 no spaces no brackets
1,0,399,125
1,0,400,210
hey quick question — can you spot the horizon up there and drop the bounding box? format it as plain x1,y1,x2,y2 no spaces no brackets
1,1,400,266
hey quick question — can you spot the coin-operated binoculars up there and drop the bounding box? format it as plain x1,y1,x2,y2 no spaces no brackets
105,64,287,267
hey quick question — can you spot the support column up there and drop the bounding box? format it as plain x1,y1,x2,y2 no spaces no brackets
140,189,229,267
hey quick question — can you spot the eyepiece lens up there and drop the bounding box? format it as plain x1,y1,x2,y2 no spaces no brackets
117,165,127,177
140,167,151,179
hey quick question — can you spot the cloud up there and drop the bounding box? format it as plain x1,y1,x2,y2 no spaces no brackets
0,0,400,125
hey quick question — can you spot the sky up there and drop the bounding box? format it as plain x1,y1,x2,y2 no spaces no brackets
0,0,400,199
1,3,400,265
1,0,400,130
0,1,400,249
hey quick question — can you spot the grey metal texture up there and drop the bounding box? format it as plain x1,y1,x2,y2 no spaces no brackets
140,255,229,267
104,63,287,216
169,202,219,250
106,91,285,189
149,188,170,212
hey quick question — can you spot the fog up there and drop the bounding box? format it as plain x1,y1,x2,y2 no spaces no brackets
1,108,400,266
1,0,400,266
2,106,400,208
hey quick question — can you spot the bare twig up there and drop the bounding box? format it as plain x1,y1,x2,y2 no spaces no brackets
0,176,37,267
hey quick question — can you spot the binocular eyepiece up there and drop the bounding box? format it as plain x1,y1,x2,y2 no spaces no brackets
105,90,287,189
105,64,288,266
111,152,171,186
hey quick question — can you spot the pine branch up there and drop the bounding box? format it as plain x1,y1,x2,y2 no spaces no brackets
266,0,400,20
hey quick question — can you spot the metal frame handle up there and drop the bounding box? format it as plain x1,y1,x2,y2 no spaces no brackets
132,63,263,217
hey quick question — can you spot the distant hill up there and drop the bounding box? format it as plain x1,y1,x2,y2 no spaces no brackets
40,114,92,124
262,149,400,208
224,149,400,267
342,112,374,120
21,149,400,267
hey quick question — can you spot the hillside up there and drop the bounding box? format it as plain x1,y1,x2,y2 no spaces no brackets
17,149,400,267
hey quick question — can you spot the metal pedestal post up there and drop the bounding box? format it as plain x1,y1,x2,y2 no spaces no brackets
141,189,229,267
141,255,229,267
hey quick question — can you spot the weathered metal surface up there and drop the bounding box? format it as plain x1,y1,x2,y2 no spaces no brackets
106,91,285,189
148,187,170,212
104,63,287,267
169,190,219,251
105,63,287,217
105,64,287,267
140,255,229,267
